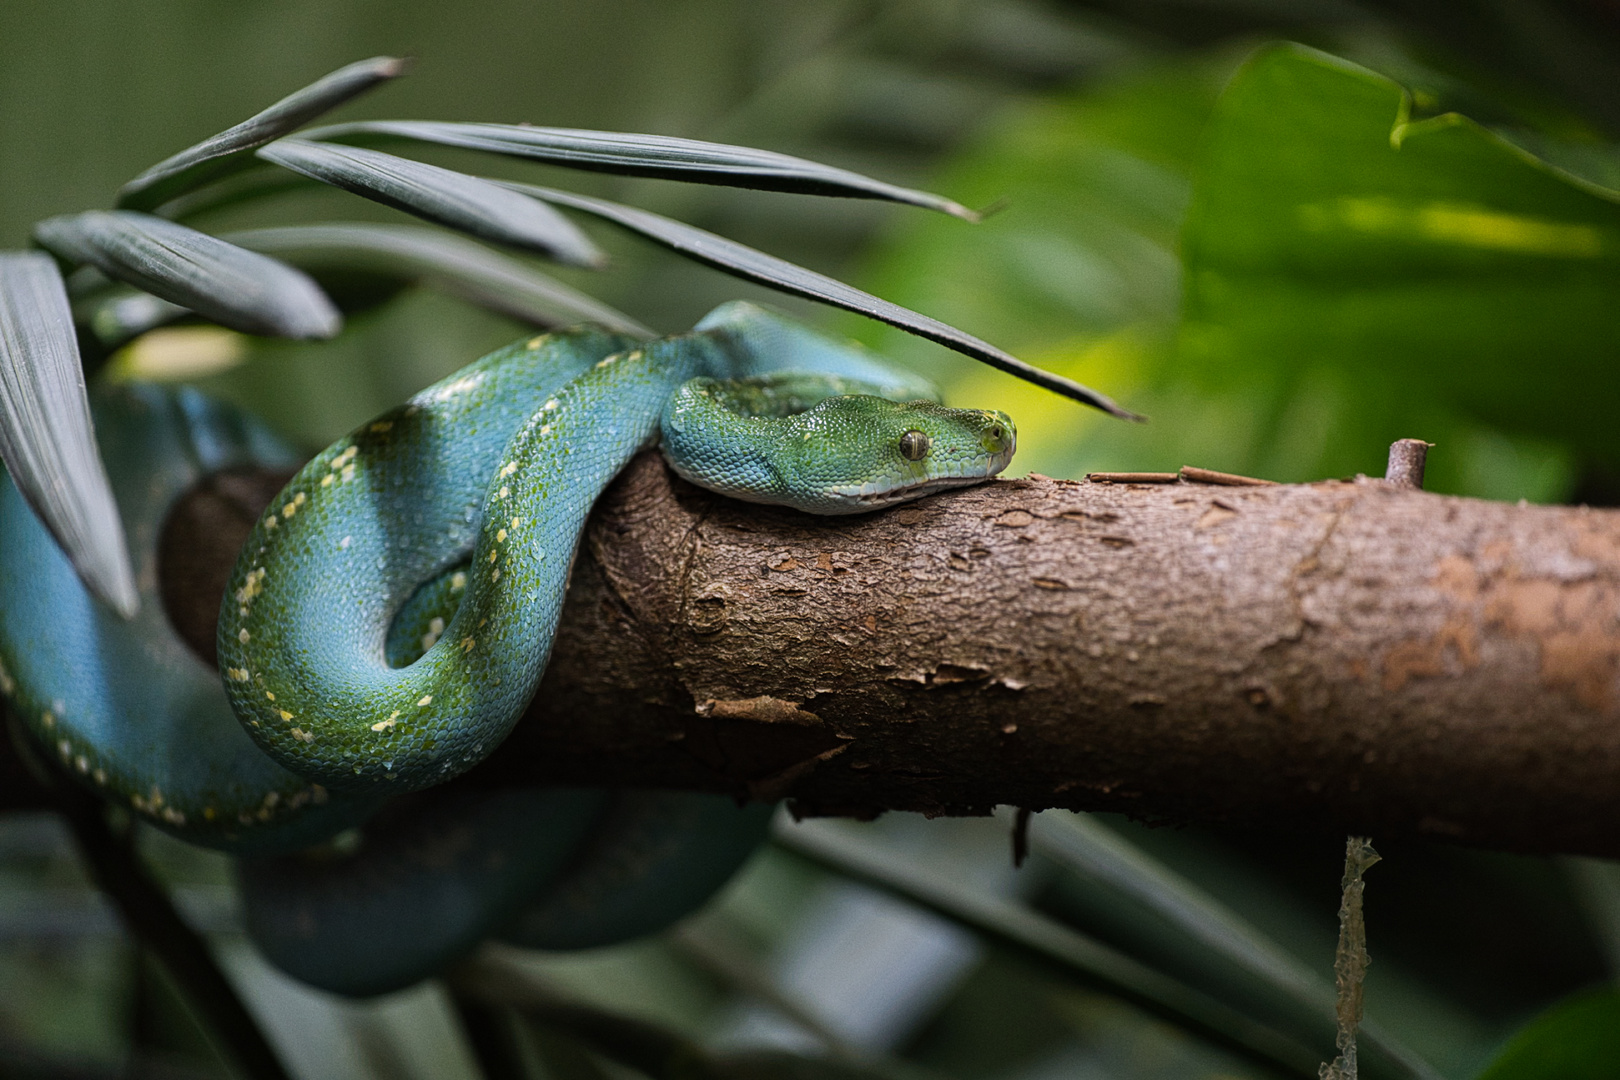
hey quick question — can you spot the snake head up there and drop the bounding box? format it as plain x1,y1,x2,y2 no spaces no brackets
790,397,1018,514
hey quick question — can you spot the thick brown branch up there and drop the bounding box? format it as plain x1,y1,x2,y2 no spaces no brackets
10,451,1620,856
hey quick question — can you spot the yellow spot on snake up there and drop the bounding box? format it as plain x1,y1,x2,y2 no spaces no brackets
511,517,521,529
369,421,393,433
526,334,546,349
265,516,278,530
417,695,433,707
500,462,518,478
227,667,249,681
450,572,466,591
279,710,293,721
342,464,356,483
542,399,559,412
238,629,251,643
595,354,617,368
322,474,334,487
460,636,476,652
42,711,55,728
496,528,507,542
371,717,398,732
488,551,499,563
491,569,501,582
265,691,275,701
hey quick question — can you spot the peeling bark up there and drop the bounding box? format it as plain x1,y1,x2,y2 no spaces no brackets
8,452,1620,856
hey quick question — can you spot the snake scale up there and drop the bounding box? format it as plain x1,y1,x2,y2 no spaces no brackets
0,302,1016,995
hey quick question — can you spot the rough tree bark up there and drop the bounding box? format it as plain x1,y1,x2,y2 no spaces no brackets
6,449,1620,857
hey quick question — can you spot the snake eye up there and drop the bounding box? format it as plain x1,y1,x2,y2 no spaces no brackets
899,430,930,461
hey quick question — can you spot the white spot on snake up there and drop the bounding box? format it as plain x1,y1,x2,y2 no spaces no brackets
417,695,432,707
342,464,356,483
542,399,559,412
450,572,467,591
236,567,267,604
539,424,552,436
56,739,69,759
239,629,251,643
93,768,107,786
75,755,88,773
340,536,352,549
51,699,63,715
491,569,501,582
227,667,250,682
498,485,510,499
291,728,315,743
595,355,616,368
500,462,518,478
264,516,277,530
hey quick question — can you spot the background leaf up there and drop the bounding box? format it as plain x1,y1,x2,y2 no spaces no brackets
117,56,408,213
224,223,650,334
33,212,341,340
302,120,979,219
0,253,137,616
255,140,605,268
1175,43,1620,495
503,182,1139,417
1474,988,1620,1080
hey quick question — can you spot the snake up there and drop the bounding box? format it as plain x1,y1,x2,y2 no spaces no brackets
0,301,1016,995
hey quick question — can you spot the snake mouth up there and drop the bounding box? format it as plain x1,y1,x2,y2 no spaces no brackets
831,461,1012,511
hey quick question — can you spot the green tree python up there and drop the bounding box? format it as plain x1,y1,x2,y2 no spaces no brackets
0,302,1016,995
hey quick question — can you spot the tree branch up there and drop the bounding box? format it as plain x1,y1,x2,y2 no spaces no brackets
8,450,1620,857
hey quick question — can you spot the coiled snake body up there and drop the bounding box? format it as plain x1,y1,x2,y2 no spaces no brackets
0,303,1015,995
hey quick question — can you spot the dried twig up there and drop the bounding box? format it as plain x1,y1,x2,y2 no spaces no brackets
1321,837,1381,1080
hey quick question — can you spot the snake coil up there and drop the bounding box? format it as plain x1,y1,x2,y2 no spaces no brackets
0,303,1014,995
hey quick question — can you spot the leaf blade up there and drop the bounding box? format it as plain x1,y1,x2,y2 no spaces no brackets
773,820,1320,1077
118,56,409,212
255,140,604,268
302,120,979,220
0,253,138,617
33,211,341,340
222,223,647,334
1032,814,1442,1080
500,182,1139,417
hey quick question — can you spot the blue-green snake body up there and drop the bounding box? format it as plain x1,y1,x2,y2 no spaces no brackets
0,302,1015,994
215,302,1013,793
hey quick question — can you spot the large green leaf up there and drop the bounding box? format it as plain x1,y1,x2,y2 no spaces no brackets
33,211,340,340
117,57,407,212
501,181,1138,417
1474,988,1620,1080
302,120,978,219
1177,43,1620,492
0,253,137,617
255,140,605,268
